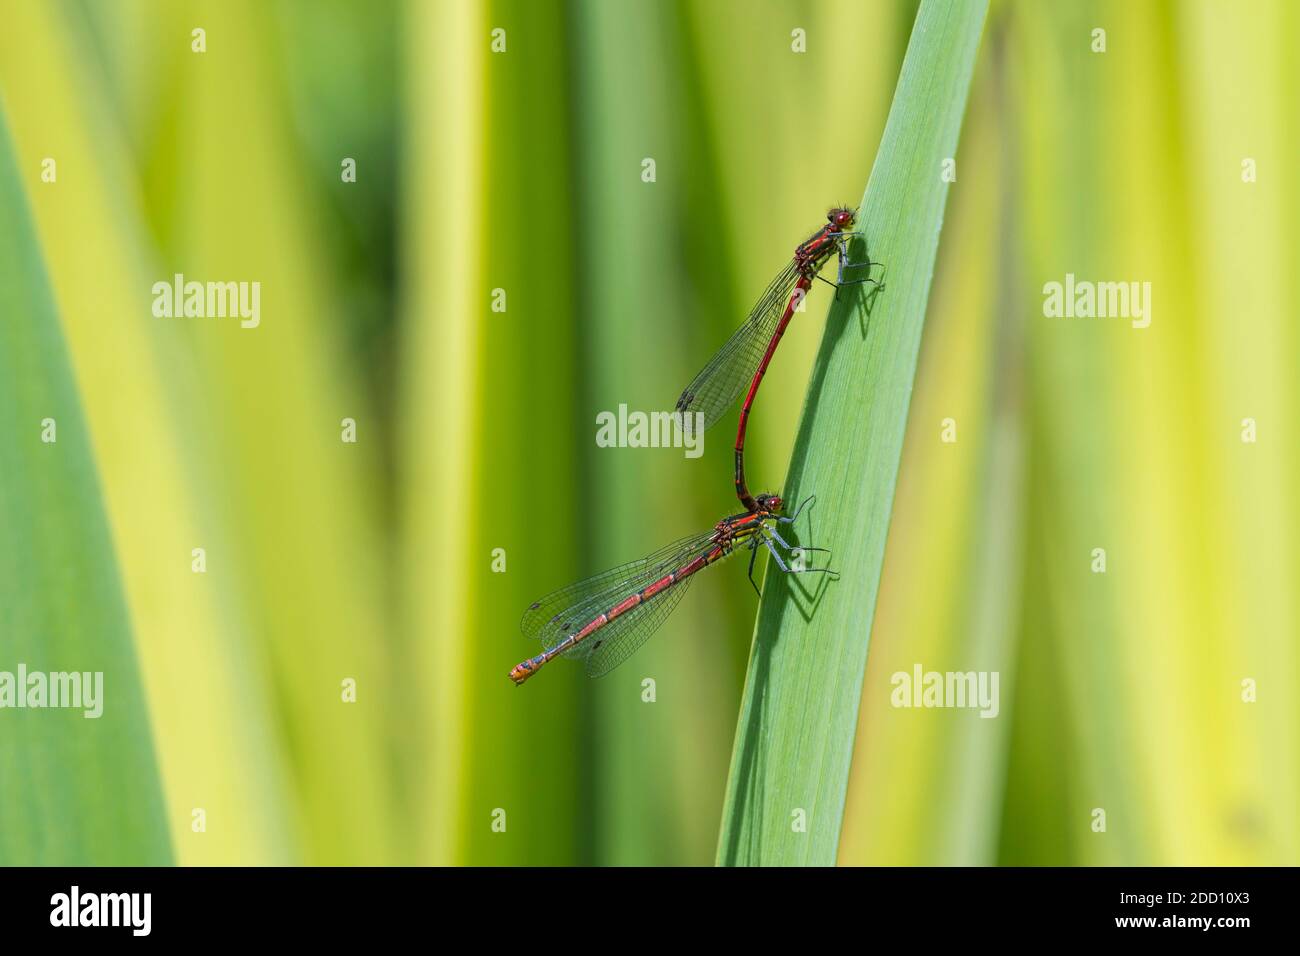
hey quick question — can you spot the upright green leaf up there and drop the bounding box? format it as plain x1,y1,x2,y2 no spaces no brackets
718,0,988,865
0,116,172,865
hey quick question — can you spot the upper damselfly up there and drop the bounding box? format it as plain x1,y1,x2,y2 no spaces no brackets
675,207,882,512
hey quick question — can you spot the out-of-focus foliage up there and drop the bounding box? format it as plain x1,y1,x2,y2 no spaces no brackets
0,0,1293,865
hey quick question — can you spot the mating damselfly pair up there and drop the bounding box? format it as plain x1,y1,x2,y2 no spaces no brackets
510,209,882,684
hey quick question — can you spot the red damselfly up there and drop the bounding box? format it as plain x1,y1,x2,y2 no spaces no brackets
675,207,882,512
509,494,832,684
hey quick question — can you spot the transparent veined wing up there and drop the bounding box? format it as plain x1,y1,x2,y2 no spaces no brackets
674,260,801,431
520,530,717,664
582,572,698,677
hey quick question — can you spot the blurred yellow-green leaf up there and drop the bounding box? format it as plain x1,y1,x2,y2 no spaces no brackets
0,115,171,865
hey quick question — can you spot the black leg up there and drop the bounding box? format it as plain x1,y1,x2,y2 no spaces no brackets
780,494,817,524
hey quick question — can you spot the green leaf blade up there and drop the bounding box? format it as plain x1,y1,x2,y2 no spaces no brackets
0,115,172,866
718,0,989,866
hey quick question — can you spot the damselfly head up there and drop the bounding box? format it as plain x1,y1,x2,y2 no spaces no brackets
756,492,783,514
828,207,855,230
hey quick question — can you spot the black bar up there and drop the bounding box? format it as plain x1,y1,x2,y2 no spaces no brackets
0,866,1280,941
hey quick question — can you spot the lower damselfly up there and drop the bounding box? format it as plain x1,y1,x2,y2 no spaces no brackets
510,495,832,684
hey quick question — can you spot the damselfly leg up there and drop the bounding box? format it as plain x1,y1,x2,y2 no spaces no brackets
777,493,817,524
761,535,837,577
773,495,831,551
818,235,885,300
765,523,829,556
743,501,837,595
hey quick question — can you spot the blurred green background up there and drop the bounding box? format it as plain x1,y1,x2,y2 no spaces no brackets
0,0,1295,866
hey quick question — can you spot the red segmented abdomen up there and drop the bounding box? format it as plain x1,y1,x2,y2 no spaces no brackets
546,547,724,661
734,274,814,512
